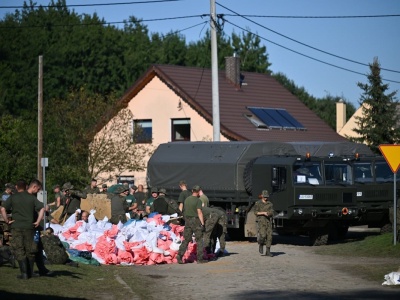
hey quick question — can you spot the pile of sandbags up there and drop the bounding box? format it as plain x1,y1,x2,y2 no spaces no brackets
48,211,210,265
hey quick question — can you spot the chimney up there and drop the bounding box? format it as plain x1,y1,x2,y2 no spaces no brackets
225,54,241,88
336,99,346,133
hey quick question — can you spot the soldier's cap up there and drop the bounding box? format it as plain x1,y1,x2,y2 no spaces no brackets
131,185,137,190
150,187,158,193
5,183,14,189
102,184,107,188
179,180,186,186
91,178,97,182
158,188,167,195
261,190,270,198
62,182,74,191
53,184,60,189
114,185,129,194
192,185,201,192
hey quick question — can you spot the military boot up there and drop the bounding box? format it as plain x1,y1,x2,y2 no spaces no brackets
17,260,28,280
27,258,39,278
176,255,183,264
265,247,273,257
259,244,264,254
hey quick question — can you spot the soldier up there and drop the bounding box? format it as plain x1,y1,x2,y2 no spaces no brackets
42,227,78,267
145,187,158,214
153,188,169,215
202,206,225,255
109,185,130,225
101,184,108,194
177,180,191,212
59,182,87,223
0,179,44,279
48,184,61,211
198,188,209,207
176,185,206,264
1,183,14,205
41,227,69,265
134,184,146,204
84,178,100,194
254,190,275,257
207,206,227,257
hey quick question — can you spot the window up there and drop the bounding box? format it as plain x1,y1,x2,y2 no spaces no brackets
172,118,190,141
354,162,373,183
133,120,152,143
293,162,322,185
271,166,287,192
247,107,306,130
325,162,353,185
375,161,400,182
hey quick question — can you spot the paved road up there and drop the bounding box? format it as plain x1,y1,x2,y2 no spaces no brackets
132,229,399,300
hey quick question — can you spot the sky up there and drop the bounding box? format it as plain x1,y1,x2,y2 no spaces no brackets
1,0,400,108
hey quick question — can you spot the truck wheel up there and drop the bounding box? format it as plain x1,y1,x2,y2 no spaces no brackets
309,230,328,246
380,223,392,234
337,225,349,240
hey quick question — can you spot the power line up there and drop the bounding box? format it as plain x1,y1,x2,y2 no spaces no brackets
224,19,400,84
0,0,182,9
0,15,203,29
216,2,400,74
221,13,400,19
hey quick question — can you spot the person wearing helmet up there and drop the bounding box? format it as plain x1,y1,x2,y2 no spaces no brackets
254,190,275,257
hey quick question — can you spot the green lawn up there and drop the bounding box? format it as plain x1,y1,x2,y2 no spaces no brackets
314,233,400,284
0,263,154,299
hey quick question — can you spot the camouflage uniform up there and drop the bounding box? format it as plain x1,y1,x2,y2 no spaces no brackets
254,190,274,256
41,234,69,264
59,182,87,222
109,185,129,224
211,206,227,253
202,206,226,253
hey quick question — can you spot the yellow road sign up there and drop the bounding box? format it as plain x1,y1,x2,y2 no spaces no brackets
379,144,400,173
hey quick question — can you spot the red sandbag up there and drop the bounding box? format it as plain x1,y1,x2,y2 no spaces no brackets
118,250,134,264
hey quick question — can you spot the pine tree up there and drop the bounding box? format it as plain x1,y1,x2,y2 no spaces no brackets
352,57,400,154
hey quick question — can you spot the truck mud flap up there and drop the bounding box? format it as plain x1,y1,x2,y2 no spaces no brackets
244,206,257,237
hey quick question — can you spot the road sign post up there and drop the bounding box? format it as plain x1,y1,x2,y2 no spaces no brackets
378,145,400,246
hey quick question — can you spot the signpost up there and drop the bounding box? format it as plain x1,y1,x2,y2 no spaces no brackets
41,157,48,227
378,144,400,245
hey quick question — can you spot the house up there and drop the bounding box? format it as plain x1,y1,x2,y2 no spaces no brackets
336,101,400,139
95,56,348,186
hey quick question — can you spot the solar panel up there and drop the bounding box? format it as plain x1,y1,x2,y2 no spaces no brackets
248,107,281,128
248,107,306,130
277,109,306,130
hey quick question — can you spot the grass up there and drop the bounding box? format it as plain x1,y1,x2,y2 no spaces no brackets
314,233,400,285
0,263,154,299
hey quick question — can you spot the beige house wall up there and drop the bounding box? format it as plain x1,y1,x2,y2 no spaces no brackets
337,105,363,140
96,76,229,188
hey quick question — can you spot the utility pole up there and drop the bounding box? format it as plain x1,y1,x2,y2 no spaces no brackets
38,55,43,181
210,0,220,141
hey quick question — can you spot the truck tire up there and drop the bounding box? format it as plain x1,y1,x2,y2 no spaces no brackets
380,223,392,234
309,230,329,246
243,158,257,194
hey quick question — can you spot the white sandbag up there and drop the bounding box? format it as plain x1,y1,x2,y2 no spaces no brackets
382,272,400,285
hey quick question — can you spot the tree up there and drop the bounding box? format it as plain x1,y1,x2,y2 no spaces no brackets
352,57,400,153
88,108,154,181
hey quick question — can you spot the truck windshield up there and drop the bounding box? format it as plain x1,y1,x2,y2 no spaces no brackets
354,162,373,183
375,161,400,182
293,162,322,185
325,162,353,185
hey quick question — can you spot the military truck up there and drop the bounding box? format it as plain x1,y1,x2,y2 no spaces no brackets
147,141,397,245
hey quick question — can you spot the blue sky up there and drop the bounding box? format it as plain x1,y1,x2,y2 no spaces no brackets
1,0,399,107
